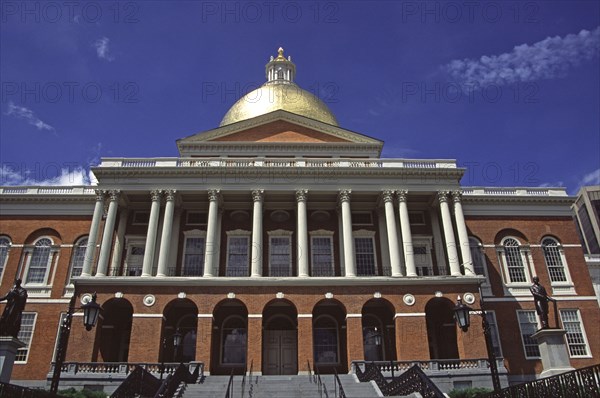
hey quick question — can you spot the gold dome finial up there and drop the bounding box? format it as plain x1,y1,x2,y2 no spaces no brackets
276,47,285,60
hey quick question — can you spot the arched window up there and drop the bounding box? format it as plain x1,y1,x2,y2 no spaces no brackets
313,315,339,364
469,237,487,276
69,237,88,279
542,238,568,283
502,238,527,283
0,237,11,278
25,238,53,284
221,316,247,365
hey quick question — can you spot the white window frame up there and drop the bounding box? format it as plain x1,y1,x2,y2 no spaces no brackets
469,237,492,296
559,309,591,358
67,236,88,283
498,237,534,296
15,312,37,364
313,315,340,365
412,236,434,276
516,310,541,359
408,211,426,226
181,230,206,276
541,237,575,295
485,311,503,358
0,236,12,282
267,230,293,277
225,230,251,277
353,230,377,276
123,236,145,276
309,230,335,277
22,237,57,287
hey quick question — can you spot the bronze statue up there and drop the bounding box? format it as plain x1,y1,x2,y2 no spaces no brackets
530,276,555,329
0,279,28,338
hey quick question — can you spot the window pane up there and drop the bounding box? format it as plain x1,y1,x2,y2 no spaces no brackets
26,239,52,284
355,238,376,276
518,311,540,358
314,327,338,363
486,312,502,357
311,237,333,276
504,239,526,283
270,237,291,276
183,237,205,276
222,319,247,364
16,313,36,362
0,237,10,277
469,239,486,276
542,239,567,283
70,239,87,278
560,310,589,357
227,237,249,276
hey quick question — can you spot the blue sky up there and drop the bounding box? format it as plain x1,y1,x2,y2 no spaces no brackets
1,0,599,193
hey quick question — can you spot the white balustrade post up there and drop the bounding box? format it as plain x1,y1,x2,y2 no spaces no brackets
339,190,356,277
203,189,220,277
398,190,417,277
142,190,162,277
453,190,474,276
382,190,403,277
82,190,104,277
251,189,264,277
96,190,120,277
157,190,177,277
438,191,461,276
297,190,309,277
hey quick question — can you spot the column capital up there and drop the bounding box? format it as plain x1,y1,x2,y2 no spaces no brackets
94,190,105,201
338,189,352,203
437,191,450,203
207,189,220,202
107,190,120,202
397,190,408,202
164,189,177,202
451,190,463,203
150,190,162,202
295,189,308,202
252,189,264,202
381,190,395,203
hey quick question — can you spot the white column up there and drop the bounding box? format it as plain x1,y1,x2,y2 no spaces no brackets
109,210,128,276
438,191,461,276
203,189,220,277
157,190,177,277
142,190,162,277
296,190,309,277
251,189,264,277
82,190,104,277
398,190,417,277
377,208,391,276
337,208,345,276
339,190,356,277
382,190,402,277
95,190,120,277
452,190,474,276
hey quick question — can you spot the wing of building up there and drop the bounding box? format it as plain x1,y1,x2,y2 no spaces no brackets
1,49,598,393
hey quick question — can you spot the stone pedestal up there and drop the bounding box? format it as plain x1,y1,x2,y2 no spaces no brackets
531,329,575,378
0,336,26,383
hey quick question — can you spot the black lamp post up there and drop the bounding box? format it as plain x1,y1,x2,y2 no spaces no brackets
453,295,501,392
50,293,102,394
160,328,184,379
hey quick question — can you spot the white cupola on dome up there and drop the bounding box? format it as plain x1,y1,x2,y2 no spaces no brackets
266,47,296,83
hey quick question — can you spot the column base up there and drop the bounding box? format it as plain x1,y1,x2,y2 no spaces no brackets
531,328,574,379
0,336,26,383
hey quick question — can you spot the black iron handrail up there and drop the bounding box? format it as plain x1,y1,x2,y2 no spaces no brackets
333,367,347,398
315,365,330,398
354,362,444,398
241,359,255,398
110,365,162,398
224,369,235,398
154,363,198,398
484,363,600,398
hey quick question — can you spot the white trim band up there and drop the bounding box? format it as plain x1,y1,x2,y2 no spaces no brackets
394,313,426,318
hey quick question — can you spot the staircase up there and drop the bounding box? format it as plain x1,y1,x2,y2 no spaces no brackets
181,374,381,397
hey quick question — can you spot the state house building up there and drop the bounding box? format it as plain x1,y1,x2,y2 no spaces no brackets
1,49,599,390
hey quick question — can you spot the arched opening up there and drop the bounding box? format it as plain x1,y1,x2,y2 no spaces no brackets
312,299,347,374
97,298,133,362
262,299,298,375
362,298,396,362
162,299,198,363
211,299,248,375
425,298,459,360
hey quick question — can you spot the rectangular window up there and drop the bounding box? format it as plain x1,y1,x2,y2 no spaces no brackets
227,236,250,277
269,236,291,276
124,244,145,276
182,237,205,276
486,312,503,358
354,237,376,276
517,310,540,358
15,313,37,363
560,310,589,357
186,211,207,226
352,212,373,226
408,211,426,225
132,211,150,225
311,236,334,276
52,313,68,361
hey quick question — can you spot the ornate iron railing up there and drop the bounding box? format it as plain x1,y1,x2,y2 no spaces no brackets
333,367,347,398
354,362,444,398
484,363,600,398
110,365,162,398
224,369,235,398
154,363,199,398
0,382,61,398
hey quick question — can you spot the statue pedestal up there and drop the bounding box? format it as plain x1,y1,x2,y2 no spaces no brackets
531,329,574,378
0,336,26,383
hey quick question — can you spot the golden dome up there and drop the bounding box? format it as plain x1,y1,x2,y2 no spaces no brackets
220,82,338,126
219,48,338,127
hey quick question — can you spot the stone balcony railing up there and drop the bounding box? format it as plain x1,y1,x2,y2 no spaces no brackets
352,358,508,377
462,187,568,197
0,186,96,195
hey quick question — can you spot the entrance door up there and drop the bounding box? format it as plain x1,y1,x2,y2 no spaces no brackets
263,330,297,375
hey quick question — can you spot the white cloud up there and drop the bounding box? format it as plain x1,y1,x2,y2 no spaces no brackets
94,37,115,61
6,102,54,131
444,26,600,86
580,168,600,186
0,164,92,186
